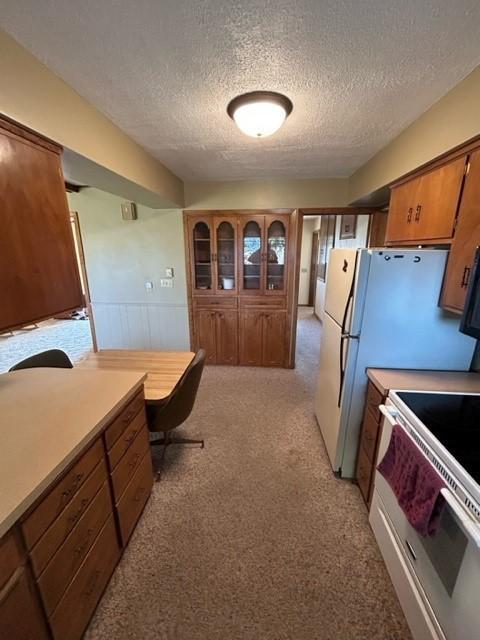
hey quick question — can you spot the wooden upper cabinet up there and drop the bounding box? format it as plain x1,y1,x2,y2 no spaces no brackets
265,214,289,295
188,215,214,295
213,216,238,294
239,216,265,294
0,117,83,332
441,150,480,312
385,156,467,245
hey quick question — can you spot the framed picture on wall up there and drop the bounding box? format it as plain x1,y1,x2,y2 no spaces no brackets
339,214,357,240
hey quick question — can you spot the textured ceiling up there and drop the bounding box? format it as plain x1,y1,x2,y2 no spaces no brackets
2,1,480,181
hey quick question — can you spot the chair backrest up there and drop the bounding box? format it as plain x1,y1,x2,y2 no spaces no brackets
148,349,206,433
9,349,73,371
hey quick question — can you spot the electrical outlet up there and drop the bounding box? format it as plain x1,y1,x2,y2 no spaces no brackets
160,278,173,288
165,267,174,278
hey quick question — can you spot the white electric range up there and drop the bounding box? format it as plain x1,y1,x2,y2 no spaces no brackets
369,390,480,640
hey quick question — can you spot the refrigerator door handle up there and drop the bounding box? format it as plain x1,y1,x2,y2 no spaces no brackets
338,335,347,407
340,252,358,335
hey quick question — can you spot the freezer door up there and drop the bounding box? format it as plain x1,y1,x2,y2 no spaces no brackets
324,248,358,328
314,312,359,471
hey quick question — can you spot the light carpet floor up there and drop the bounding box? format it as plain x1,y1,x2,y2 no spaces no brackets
0,318,92,372
85,307,411,640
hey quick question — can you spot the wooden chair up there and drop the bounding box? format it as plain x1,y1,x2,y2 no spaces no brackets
146,349,206,478
9,349,73,371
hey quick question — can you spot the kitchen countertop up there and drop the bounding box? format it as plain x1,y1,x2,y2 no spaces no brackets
367,368,480,397
0,367,146,538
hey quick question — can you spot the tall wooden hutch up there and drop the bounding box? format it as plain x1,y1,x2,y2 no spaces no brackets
184,210,297,367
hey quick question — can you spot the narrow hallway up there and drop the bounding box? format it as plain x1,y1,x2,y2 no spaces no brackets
86,308,410,640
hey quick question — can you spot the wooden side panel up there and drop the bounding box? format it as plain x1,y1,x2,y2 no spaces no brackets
239,310,263,366
441,150,480,312
0,120,83,331
194,309,217,364
262,311,286,367
216,310,238,365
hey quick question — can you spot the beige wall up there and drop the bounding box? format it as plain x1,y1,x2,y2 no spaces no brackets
185,178,349,210
349,65,480,203
1,28,184,208
68,188,189,349
298,218,318,305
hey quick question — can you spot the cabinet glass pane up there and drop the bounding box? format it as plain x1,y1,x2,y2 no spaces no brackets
193,222,212,290
243,221,261,290
216,221,235,291
267,220,286,291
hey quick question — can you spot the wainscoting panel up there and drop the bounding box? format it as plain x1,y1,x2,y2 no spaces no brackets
91,302,190,350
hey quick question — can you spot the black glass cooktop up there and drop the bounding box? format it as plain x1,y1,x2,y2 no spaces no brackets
397,392,480,485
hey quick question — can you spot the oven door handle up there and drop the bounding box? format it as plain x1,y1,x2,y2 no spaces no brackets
379,404,398,426
440,488,480,549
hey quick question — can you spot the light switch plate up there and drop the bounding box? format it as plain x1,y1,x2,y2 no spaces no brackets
165,267,174,278
160,278,173,288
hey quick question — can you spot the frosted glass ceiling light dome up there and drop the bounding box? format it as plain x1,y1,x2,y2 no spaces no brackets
227,91,293,138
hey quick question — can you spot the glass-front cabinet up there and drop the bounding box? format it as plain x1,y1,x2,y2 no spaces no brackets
191,218,213,292
241,218,263,292
189,213,289,296
214,217,237,294
266,217,287,293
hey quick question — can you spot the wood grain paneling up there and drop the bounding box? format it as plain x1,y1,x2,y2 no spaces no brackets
0,117,83,331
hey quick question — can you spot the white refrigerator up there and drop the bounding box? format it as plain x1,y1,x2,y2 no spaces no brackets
314,248,476,478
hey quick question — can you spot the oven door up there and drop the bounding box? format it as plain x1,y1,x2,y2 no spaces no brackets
372,403,480,640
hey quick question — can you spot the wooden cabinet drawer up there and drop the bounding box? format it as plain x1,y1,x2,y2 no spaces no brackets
30,457,108,578
104,390,145,450
0,529,24,591
193,296,237,309
22,438,104,550
356,446,373,506
38,482,112,616
365,382,383,423
239,296,286,308
107,408,147,471
111,426,150,503
361,409,381,463
50,515,119,640
0,568,49,640
117,452,153,545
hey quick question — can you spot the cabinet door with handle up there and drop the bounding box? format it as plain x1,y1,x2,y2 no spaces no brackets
194,309,217,364
188,216,214,295
215,310,238,364
441,150,480,312
412,155,466,241
239,217,265,295
239,310,263,366
213,216,238,295
385,178,420,243
262,311,287,367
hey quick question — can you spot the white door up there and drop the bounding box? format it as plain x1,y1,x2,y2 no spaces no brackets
324,248,358,327
314,312,346,469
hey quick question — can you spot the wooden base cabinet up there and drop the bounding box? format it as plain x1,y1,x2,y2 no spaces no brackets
0,389,154,640
185,210,294,368
239,309,287,367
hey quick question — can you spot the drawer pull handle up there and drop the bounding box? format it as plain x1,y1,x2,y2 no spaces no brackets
83,570,101,597
461,266,471,288
74,528,94,556
129,453,140,470
62,473,85,501
407,207,412,223
124,429,138,445
122,411,134,424
67,498,90,525
133,487,146,503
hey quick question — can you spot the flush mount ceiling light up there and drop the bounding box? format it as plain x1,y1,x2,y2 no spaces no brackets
227,91,293,138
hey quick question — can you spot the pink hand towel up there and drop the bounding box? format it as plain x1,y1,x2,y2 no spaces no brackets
377,425,446,537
